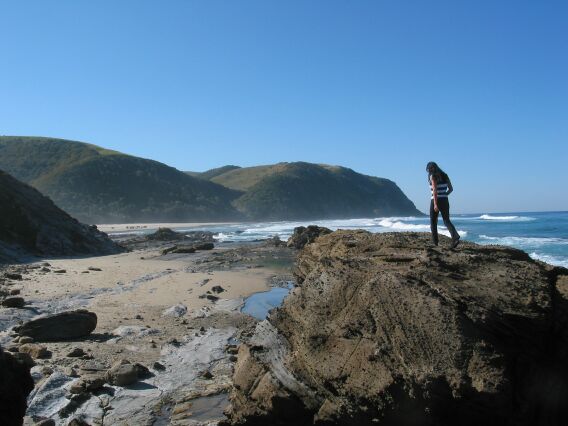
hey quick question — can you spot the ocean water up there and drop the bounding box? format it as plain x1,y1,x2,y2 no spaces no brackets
108,211,568,268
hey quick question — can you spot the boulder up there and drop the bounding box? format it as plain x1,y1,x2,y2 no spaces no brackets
286,226,332,249
18,343,49,359
106,360,138,386
227,231,568,426
1,296,25,308
0,346,34,426
14,309,97,341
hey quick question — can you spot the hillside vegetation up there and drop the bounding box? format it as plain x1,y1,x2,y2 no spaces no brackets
0,137,422,223
0,137,242,223
206,162,422,220
0,170,122,262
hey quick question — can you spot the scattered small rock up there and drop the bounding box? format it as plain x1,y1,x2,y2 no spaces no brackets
88,267,102,271
200,370,213,380
211,285,225,294
153,361,166,371
66,347,85,358
53,269,67,274
19,336,34,344
18,343,50,359
64,367,79,377
5,272,23,280
162,304,187,317
41,366,54,376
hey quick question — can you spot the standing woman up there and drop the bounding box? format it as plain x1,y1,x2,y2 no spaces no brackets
426,162,460,248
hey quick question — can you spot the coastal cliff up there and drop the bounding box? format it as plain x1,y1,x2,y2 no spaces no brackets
0,170,123,262
226,231,568,425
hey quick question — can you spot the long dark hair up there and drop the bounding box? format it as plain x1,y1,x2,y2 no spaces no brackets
426,162,449,184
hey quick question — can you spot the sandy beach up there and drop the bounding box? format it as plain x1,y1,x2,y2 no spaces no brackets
0,233,295,425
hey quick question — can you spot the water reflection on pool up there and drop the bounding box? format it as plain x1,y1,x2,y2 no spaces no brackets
241,283,293,320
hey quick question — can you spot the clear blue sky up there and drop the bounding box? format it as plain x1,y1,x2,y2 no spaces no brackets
1,1,566,214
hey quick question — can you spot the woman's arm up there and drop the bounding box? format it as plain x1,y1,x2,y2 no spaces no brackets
431,177,439,212
447,180,453,195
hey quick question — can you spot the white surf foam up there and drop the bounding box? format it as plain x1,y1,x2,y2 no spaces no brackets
479,235,568,247
477,214,534,221
529,252,568,268
378,219,430,231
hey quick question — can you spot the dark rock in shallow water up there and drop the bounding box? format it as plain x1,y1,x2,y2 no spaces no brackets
226,231,568,426
14,309,97,342
286,225,332,249
0,346,34,426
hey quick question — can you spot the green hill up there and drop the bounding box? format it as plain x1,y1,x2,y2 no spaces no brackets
186,165,241,181
0,137,242,224
197,162,423,220
1,137,421,223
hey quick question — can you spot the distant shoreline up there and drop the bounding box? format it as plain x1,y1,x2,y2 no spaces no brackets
97,222,238,233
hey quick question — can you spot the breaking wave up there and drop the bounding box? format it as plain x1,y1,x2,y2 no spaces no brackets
477,214,534,221
478,235,568,248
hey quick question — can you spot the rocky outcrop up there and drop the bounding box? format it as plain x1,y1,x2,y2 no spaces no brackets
162,242,215,255
13,309,97,341
227,231,568,426
0,346,34,426
0,170,123,262
146,227,185,241
286,226,332,249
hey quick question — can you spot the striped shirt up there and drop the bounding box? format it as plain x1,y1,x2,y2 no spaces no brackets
429,175,449,199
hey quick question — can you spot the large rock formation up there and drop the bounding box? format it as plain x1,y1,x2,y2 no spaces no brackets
0,170,123,262
0,346,34,425
226,231,568,425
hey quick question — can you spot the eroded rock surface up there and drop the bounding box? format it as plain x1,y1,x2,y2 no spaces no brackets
286,226,332,250
227,231,568,426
